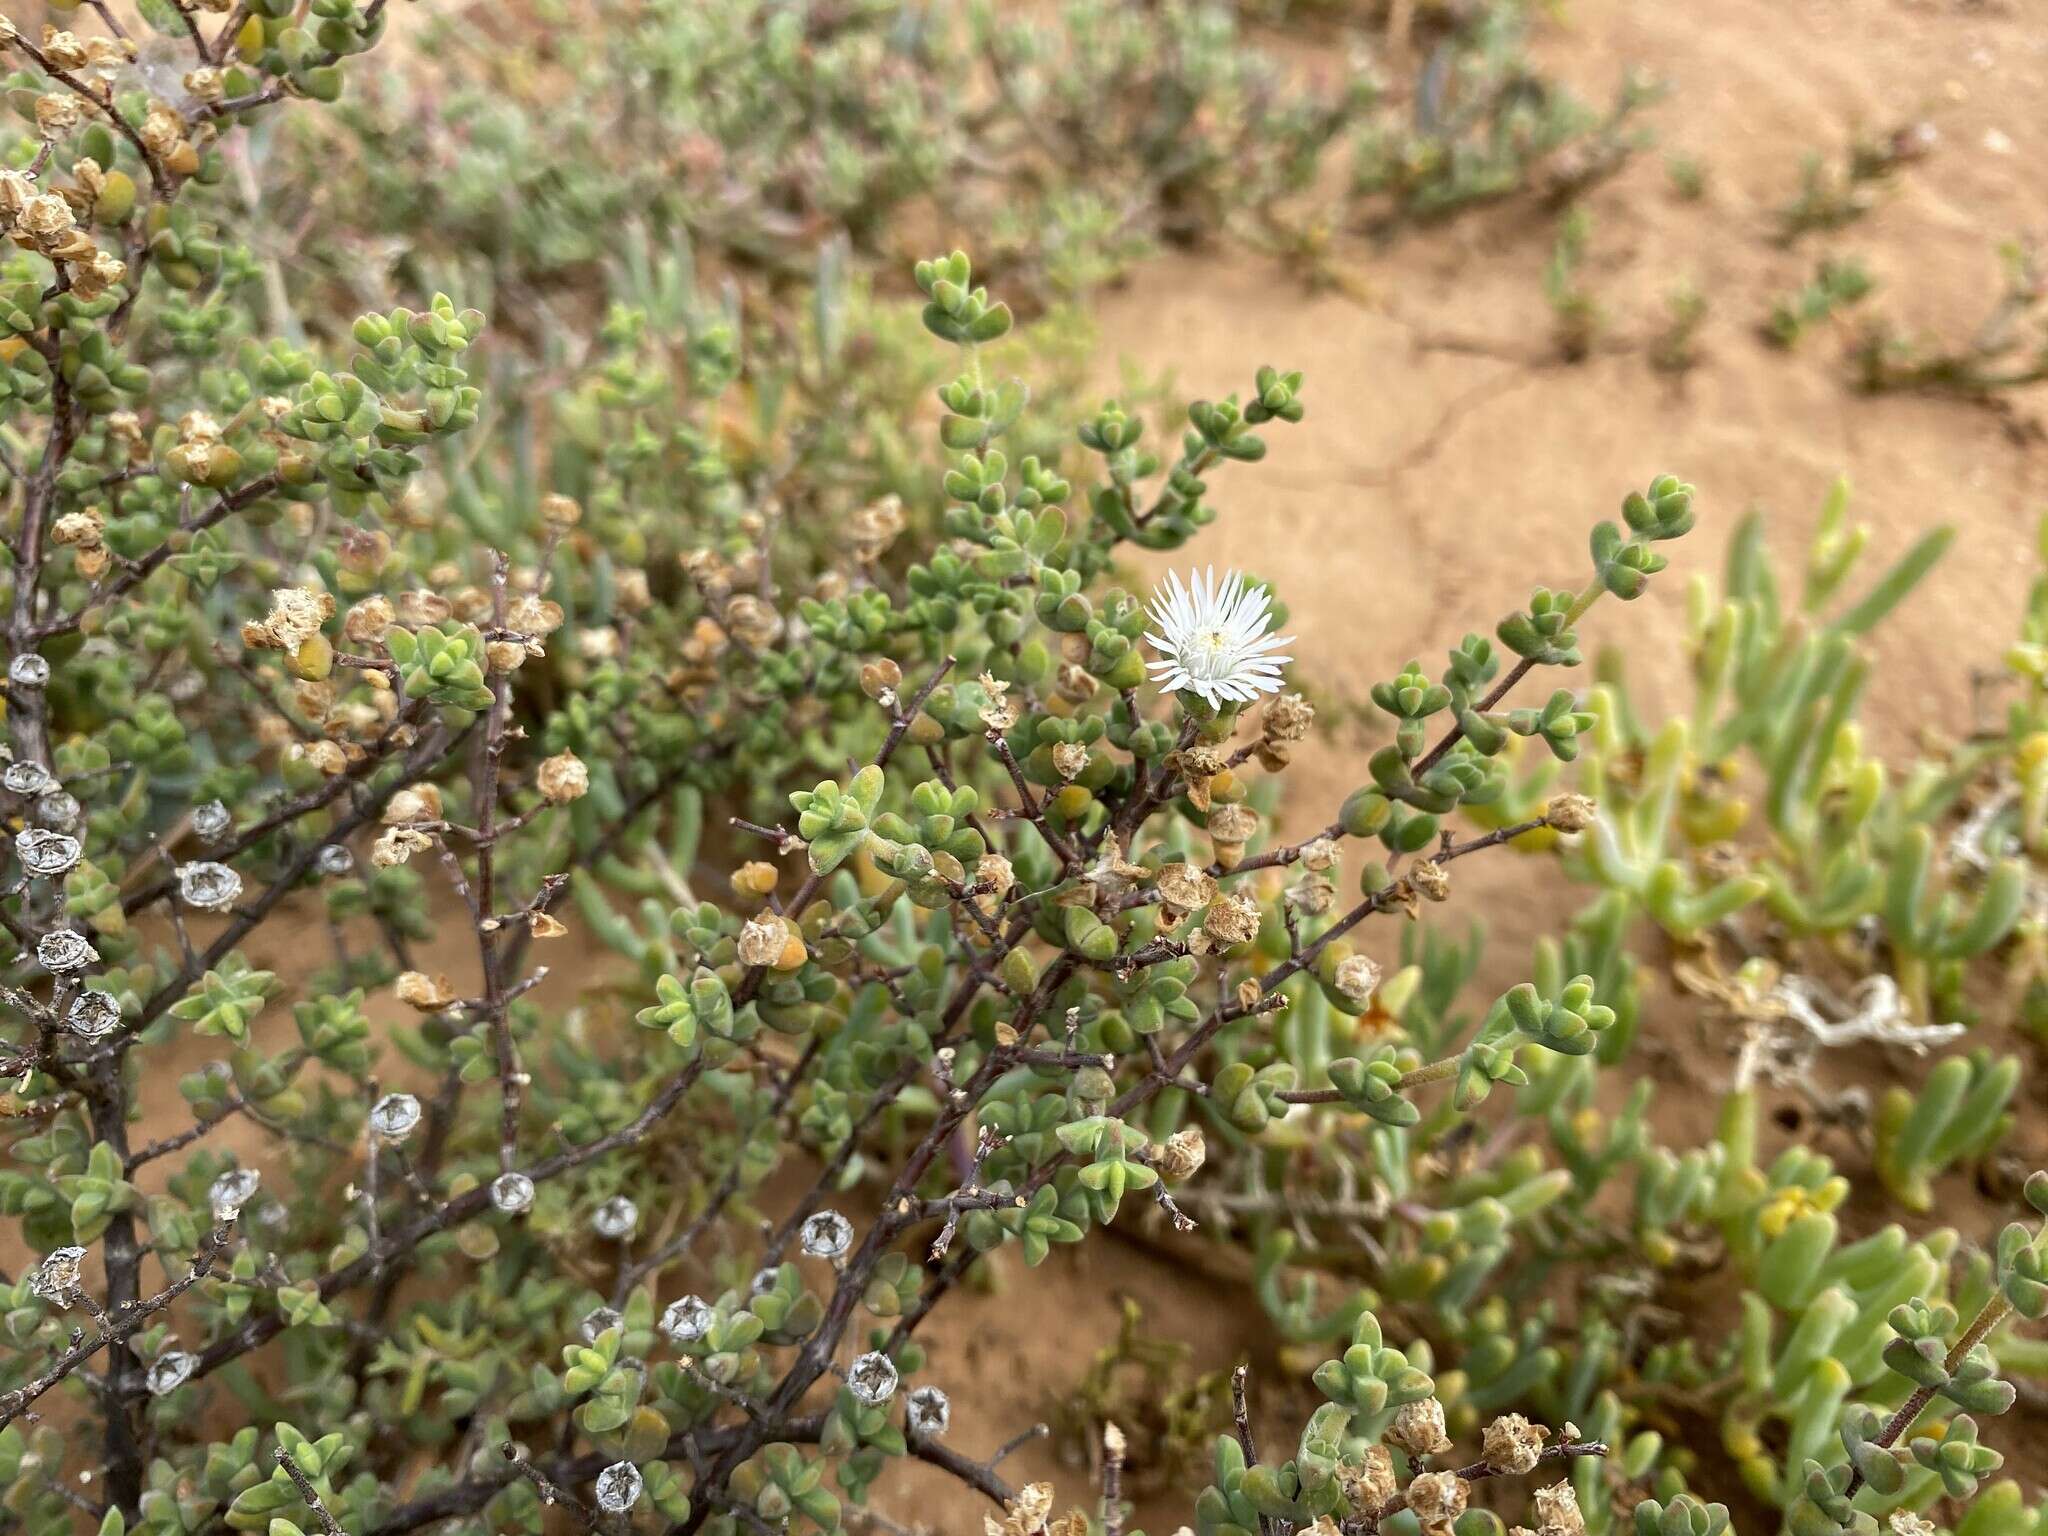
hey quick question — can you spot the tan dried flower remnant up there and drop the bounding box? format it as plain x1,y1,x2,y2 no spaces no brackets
1406,1470,1468,1533
1337,1443,1397,1512
1195,890,1260,951
383,786,444,826
1157,862,1217,913
371,827,435,868
1529,1481,1586,1536
395,971,457,1012
243,588,336,652
536,752,590,804
1545,792,1597,832
984,1481,1055,1536
1409,858,1451,902
1152,1125,1206,1181
1333,953,1382,1009
1482,1412,1549,1475
978,672,1020,730
1388,1396,1452,1457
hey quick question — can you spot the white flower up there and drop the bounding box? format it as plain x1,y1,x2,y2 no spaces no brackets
1143,567,1292,709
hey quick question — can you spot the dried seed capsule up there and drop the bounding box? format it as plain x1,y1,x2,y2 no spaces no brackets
9,654,51,688
31,1246,87,1301
191,800,233,842
906,1384,951,1437
37,929,98,973
579,1307,624,1342
67,990,122,1040
16,828,82,877
594,1461,642,1514
490,1172,535,1214
208,1168,261,1222
2,760,52,796
146,1352,199,1395
178,862,244,912
799,1210,854,1260
847,1351,899,1406
592,1195,639,1239
316,844,356,876
661,1295,714,1344
369,1092,423,1142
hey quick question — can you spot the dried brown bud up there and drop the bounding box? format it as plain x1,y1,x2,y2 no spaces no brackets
529,911,568,940
1051,742,1088,782
536,752,589,805
539,493,582,528
1299,836,1339,872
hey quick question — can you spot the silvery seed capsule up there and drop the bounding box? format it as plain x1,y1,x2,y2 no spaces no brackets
2,760,51,796
594,1461,642,1514
847,1351,899,1406
592,1195,638,1239
369,1092,422,1141
67,990,121,1040
37,929,98,973
9,654,50,688
147,1352,198,1395
16,828,81,876
907,1384,951,1436
191,800,232,841
661,1294,714,1343
178,861,243,912
490,1171,534,1213
209,1168,261,1221
580,1306,624,1342
799,1210,853,1259
31,1246,86,1301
